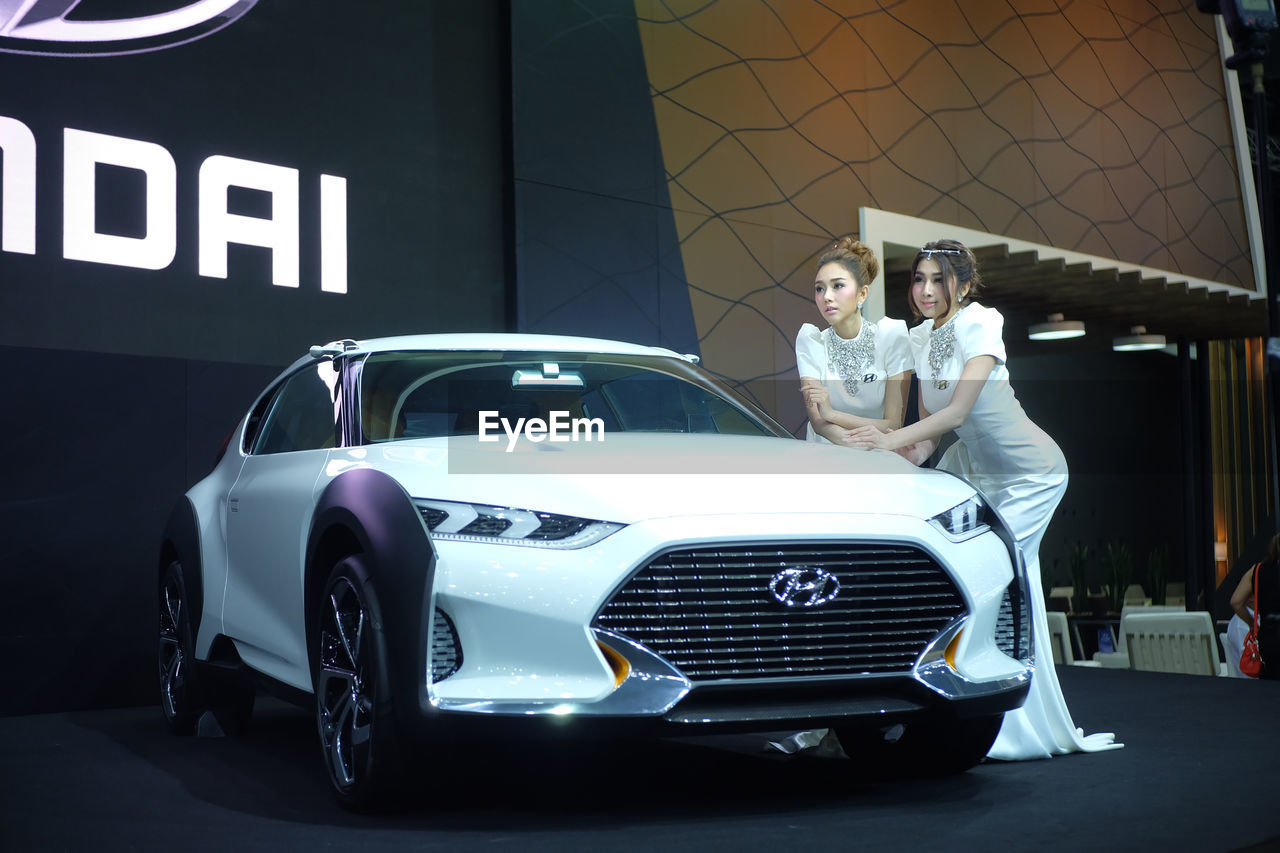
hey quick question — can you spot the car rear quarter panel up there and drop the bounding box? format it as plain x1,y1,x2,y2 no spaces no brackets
181,446,246,658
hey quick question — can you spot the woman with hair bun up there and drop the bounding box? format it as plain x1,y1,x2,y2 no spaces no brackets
767,237,914,757
795,237,912,447
849,238,1120,760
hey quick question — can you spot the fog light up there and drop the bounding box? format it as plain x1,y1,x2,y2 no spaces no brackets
597,640,631,688
944,628,963,670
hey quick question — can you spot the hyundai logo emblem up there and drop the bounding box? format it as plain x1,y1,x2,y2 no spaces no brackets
0,0,260,58
768,567,840,607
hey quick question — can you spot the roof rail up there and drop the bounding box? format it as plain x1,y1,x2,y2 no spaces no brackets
308,339,359,359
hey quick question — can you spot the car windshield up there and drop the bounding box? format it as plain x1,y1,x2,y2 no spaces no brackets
356,350,785,443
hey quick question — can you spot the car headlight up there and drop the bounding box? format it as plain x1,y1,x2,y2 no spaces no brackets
413,499,623,549
928,494,991,541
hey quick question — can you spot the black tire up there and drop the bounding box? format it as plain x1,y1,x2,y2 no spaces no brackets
158,560,255,735
835,713,1003,778
158,560,202,734
314,556,405,811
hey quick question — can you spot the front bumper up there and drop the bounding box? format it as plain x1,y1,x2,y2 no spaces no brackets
418,511,1031,729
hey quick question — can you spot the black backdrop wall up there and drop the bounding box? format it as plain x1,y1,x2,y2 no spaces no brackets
510,0,698,354
1,1,509,715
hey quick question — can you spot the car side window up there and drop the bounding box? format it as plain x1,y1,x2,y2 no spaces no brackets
252,360,342,454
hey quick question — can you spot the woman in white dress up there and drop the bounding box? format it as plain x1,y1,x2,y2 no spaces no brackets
769,238,914,757
796,237,913,446
849,239,1120,760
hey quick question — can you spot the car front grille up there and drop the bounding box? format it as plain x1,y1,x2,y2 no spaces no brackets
592,543,965,681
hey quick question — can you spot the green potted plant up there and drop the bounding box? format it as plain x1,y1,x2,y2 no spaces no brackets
1101,541,1132,614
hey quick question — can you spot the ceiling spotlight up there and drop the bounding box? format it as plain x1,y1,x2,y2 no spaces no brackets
1027,313,1086,341
1112,325,1166,352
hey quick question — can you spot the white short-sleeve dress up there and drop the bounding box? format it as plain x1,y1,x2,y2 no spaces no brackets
795,317,912,442
911,302,1120,760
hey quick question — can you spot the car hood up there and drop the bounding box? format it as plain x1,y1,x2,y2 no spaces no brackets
337,433,977,524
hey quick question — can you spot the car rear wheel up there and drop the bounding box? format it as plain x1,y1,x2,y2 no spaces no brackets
158,560,254,735
158,561,201,734
314,556,404,811
834,713,1003,778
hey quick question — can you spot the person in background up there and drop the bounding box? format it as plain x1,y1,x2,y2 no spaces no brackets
1230,532,1280,680
848,239,1120,760
1224,612,1250,678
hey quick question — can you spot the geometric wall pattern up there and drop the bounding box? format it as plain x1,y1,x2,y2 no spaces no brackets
633,0,1253,414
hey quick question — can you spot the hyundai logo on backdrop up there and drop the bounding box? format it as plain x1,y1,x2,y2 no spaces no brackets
768,567,840,608
0,0,259,57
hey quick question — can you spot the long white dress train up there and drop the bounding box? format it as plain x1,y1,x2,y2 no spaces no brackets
913,304,1121,760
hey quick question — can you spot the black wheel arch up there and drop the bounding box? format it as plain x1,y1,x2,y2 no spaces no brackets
305,467,438,720
160,497,204,640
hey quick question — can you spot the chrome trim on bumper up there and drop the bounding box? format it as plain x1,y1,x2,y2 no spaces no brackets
430,630,690,717
913,617,1032,699
589,630,691,714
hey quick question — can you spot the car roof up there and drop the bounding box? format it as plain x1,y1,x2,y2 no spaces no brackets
290,333,699,372
320,333,690,357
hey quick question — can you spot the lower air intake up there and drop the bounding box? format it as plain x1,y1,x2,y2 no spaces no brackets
995,585,1034,664
430,608,461,683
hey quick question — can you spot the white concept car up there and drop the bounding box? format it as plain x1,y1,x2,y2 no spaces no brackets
157,333,1032,809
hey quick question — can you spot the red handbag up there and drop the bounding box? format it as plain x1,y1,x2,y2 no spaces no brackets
1241,563,1263,678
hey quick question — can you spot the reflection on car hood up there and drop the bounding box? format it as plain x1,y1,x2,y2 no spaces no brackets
337,433,977,524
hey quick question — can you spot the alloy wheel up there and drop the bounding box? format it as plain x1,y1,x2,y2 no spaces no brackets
316,576,375,790
158,572,187,721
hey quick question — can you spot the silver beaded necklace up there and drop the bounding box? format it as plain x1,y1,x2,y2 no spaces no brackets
825,322,876,397
927,316,957,390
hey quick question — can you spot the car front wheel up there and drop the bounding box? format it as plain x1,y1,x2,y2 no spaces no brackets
314,556,404,811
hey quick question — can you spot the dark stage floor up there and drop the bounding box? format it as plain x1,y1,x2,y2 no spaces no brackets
2,666,1279,853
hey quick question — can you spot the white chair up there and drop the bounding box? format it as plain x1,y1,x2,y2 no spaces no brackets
1120,611,1223,676
1164,582,1186,607
1092,650,1130,668
1123,583,1148,606
1092,604,1194,669
1048,586,1074,612
1045,611,1074,664
1090,621,1128,667
1119,603,1184,623
1085,622,1127,667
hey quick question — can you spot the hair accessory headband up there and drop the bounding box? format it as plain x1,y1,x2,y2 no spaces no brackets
920,248,964,258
